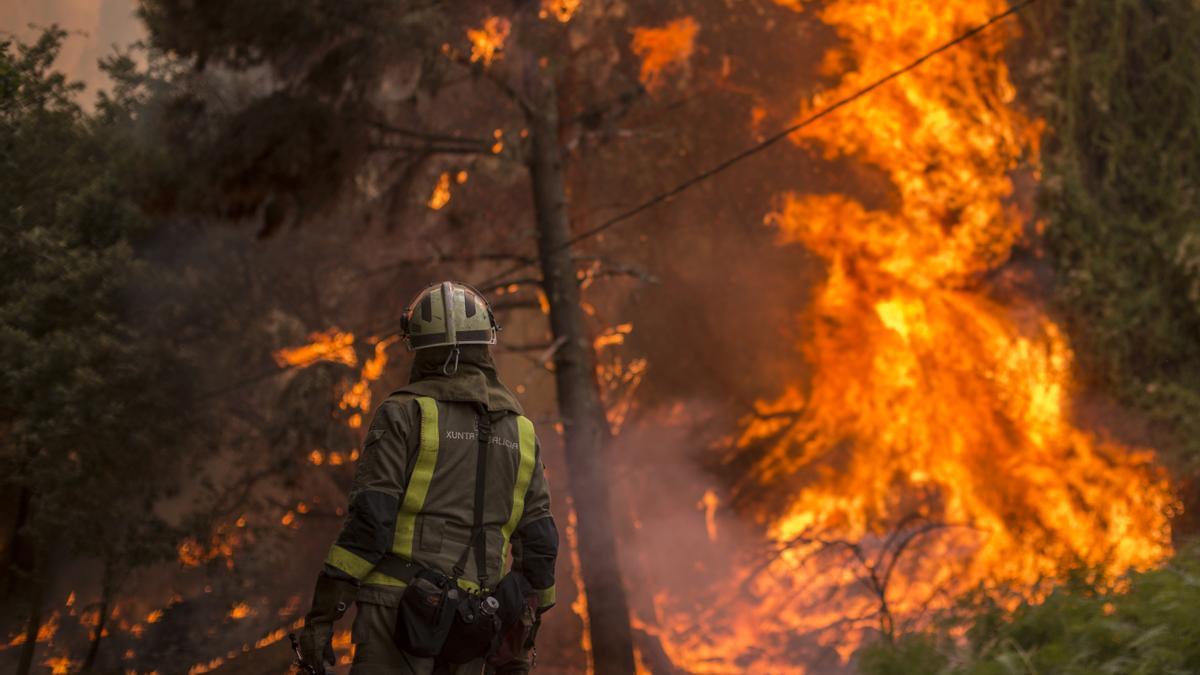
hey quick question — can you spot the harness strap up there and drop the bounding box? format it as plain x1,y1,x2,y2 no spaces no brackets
452,405,491,589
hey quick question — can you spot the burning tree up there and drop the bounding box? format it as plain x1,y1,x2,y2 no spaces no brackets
133,1,741,670
627,0,1179,671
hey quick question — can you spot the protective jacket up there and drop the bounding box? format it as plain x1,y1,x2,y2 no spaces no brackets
323,345,558,611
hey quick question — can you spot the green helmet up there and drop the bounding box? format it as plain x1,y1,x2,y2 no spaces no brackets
401,281,499,350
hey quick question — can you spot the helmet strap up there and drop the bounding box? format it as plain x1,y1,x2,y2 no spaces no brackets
442,346,461,376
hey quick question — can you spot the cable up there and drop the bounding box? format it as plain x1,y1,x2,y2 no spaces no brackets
477,0,1038,288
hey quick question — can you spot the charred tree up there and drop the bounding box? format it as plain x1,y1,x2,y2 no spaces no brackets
83,573,114,671
527,78,637,673
16,578,43,675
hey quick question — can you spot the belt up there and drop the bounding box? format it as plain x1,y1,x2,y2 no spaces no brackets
373,554,486,593
373,554,425,585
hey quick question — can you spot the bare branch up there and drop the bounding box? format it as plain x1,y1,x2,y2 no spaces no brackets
492,298,543,312
481,277,542,293
366,119,491,146
445,52,534,117
369,142,490,156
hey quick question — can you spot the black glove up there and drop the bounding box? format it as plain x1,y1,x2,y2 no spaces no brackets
298,571,358,671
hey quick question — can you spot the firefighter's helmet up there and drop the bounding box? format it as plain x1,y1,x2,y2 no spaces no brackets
401,281,499,351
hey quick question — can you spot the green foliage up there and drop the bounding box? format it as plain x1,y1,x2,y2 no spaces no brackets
137,0,449,229
0,29,200,593
859,547,1200,674
1039,0,1200,461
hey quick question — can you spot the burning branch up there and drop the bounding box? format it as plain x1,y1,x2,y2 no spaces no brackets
751,515,980,643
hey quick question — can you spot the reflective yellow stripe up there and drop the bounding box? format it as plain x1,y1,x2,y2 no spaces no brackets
362,570,407,587
500,416,538,564
393,397,439,558
536,585,556,608
325,544,375,580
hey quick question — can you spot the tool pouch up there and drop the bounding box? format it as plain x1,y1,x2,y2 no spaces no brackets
392,569,455,657
442,592,501,664
487,571,538,667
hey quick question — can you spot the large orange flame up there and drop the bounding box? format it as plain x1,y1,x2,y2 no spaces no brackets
752,0,1174,593
643,1,1177,671
631,18,700,92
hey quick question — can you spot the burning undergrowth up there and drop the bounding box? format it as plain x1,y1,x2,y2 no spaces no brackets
613,0,1178,673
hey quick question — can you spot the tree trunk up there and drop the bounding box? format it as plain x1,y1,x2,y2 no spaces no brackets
83,578,113,671
17,584,43,675
2,486,33,600
527,80,637,673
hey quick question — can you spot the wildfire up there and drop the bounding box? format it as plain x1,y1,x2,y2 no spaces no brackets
631,17,700,92
643,0,1177,671
753,0,1174,587
467,17,510,67
274,329,356,369
594,323,647,435
340,336,399,426
177,523,243,568
2,612,59,649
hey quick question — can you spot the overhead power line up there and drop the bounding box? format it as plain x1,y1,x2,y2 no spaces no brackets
477,0,1039,288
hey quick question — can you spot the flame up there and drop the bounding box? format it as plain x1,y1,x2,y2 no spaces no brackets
187,658,223,675
227,602,253,620
274,329,357,369
753,0,1174,586
541,0,582,22
593,323,633,349
631,17,700,92
277,331,395,433
427,171,452,210
564,502,595,675
467,17,510,67
698,489,720,542
642,0,1177,670
2,613,59,650
43,656,75,674
594,323,646,435
340,336,398,421
177,522,243,568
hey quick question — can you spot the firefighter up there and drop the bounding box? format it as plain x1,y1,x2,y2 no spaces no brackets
298,281,558,674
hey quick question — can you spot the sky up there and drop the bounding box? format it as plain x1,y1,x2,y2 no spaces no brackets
2,0,145,93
